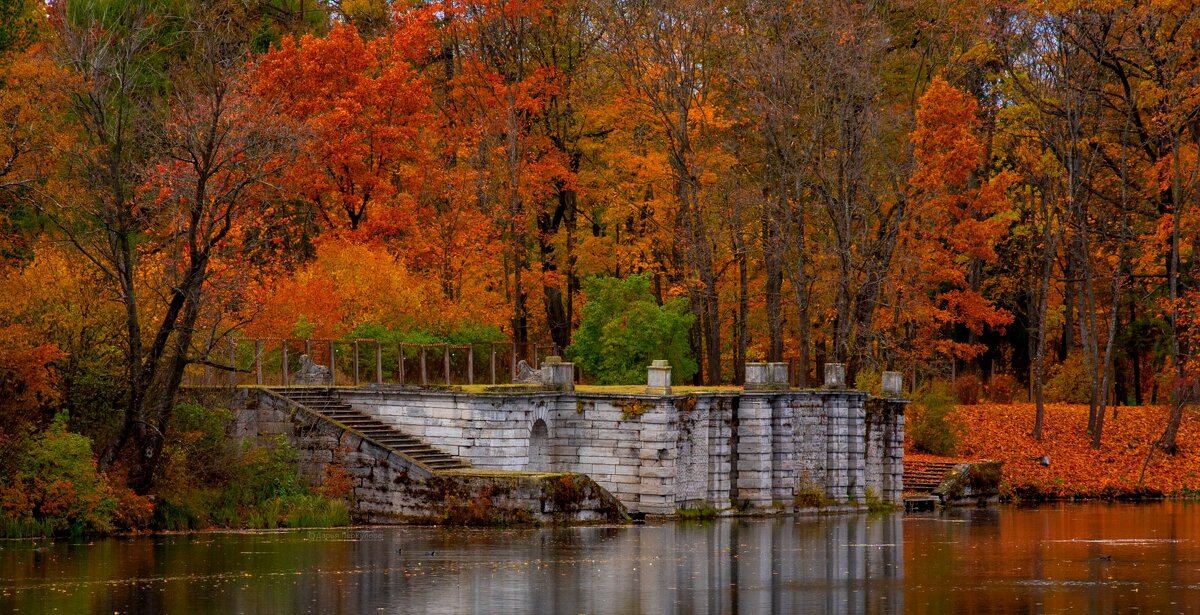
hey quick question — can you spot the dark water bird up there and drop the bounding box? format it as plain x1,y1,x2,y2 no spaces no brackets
1098,555,1112,561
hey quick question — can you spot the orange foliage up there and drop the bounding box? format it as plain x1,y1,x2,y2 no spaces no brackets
892,77,1014,364
945,404,1200,498
254,23,433,234
244,237,507,339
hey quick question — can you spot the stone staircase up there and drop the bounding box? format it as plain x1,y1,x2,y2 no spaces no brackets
270,388,471,472
903,459,959,493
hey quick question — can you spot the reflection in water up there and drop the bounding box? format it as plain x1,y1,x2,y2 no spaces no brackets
904,502,1200,614
0,515,903,614
7,502,1200,614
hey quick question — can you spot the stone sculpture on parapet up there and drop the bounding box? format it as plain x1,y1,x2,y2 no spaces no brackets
513,356,575,391
294,354,332,386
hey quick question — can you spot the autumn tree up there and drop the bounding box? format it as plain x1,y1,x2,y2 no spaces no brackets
0,18,71,454
601,0,730,383
48,2,296,492
255,23,432,235
899,77,1014,370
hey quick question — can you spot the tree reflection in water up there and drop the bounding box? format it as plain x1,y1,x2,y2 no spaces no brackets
5,503,1200,614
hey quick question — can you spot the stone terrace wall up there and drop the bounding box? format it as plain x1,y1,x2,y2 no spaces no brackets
338,387,904,515
231,389,625,524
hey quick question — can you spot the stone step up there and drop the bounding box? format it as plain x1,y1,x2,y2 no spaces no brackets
272,388,471,472
903,460,962,494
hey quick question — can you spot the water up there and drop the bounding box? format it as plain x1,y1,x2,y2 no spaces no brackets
2,502,1198,614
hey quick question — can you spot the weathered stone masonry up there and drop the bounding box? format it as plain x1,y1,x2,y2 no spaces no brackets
231,389,626,524
337,388,905,515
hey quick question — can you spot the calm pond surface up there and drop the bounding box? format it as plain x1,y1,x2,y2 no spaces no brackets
2,502,1199,614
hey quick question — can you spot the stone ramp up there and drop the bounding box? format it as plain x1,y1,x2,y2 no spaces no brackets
903,459,960,494
268,388,471,472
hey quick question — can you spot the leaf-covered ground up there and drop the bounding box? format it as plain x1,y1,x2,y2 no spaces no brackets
915,404,1200,499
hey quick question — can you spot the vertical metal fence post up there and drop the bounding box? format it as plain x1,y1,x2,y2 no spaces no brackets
444,344,450,385
490,344,497,384
353,340,360,385
467,345,474,385
511,344,517,380
329,341,337,386
281,341,289,387
420,346,428,385
398,344,405,384
229,339,237,387
255,339,263,385
376,341,383,384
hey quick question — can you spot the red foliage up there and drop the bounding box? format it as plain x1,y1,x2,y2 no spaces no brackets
985,374,1020,405
953,374,982,405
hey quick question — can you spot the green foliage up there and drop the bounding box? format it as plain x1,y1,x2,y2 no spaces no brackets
283,495,351,528
864,488,898,513
1044,353,1091,404
855,369,882,395
0,0,37,56
233,436,307,505
567,274,697,385
0,413,121,537
908,381,960,457
676,507,719,520
152,404,349,531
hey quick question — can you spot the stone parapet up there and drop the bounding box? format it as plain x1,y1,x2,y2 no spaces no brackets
236,383,904,517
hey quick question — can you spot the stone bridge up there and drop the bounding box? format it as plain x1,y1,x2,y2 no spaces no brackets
229,362,905,520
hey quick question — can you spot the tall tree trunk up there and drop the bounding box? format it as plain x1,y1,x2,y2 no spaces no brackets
1159,134,1186,454
1032,187,1060,441
1092,214,1128,449
763,185,784,363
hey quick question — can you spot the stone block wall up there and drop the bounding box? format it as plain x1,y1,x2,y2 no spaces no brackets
864,398,906,505
232,389,625,523
327,387,903,515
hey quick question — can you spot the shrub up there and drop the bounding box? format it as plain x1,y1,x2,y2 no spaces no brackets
986,373,1020,404
1044,353,1091,404
953,374,982,405
567,274,698,385
855,369,882,396
908,381,959,457
0,413,136,537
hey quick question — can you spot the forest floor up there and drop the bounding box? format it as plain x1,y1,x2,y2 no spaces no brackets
909,403,1200,500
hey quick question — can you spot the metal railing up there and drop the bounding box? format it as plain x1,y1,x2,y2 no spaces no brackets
185,338,562,387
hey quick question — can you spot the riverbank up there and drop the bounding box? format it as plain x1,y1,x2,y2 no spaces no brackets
922,403,1200,499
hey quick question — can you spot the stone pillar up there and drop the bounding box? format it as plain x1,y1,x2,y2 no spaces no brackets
744,362,769,390
887,402,906,504
847,395,866,503
542,356,575,392
746,362,790,391
735,395,774,508
635,399,678,514
824,363,846,389
824,393,850,501
771,396,797,504
646,360,672,395
881,371,903,398
768,362,790,389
